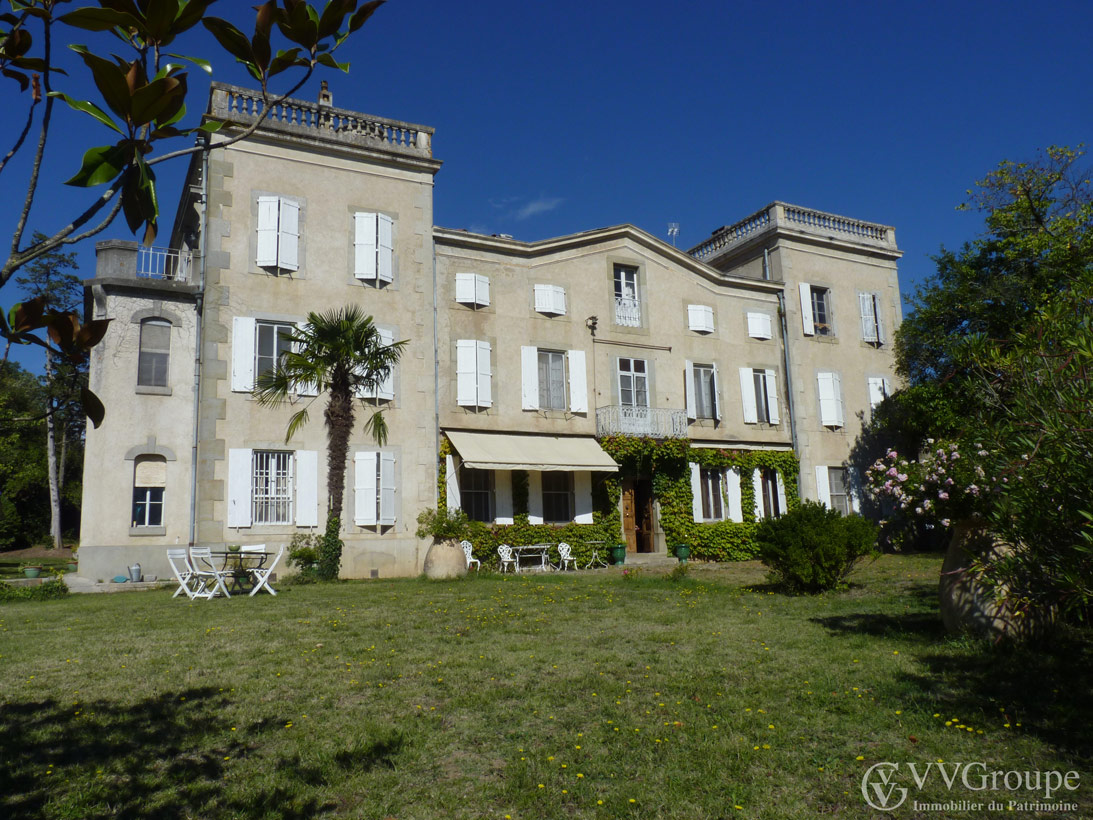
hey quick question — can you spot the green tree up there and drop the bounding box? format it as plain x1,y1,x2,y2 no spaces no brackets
2,0,385,424
253,306,405,579
0,362,49,550
13,232,83,549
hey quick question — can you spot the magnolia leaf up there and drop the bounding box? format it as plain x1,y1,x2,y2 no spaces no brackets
267,47,303,77
165,51,212,73
70,45,133,120
58,6,143,34
0,66,29,90
75,318,112,349
201,17,254,64
144,0,182,43
173,0,218,34
81,386,106,428
9,296,47,332
317,0,354,39
64,143,128,187
348,0,384,34
130,73,186,126
315,52,349,72
48,91,124,134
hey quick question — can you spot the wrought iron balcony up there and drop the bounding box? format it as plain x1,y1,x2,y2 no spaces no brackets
613,296,641,327
137,245,193,282
596,405,688,439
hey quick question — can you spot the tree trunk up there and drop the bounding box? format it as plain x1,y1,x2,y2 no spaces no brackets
44,350,62,550
324,386,355,524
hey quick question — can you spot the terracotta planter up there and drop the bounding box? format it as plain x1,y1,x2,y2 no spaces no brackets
423,539,468,580
939,520,1054,640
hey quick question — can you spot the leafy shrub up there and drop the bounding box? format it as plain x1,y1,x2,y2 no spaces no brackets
666,563,690,582
415,507,469,541
0,578,69,602
755,501,879,593
316,516,344,581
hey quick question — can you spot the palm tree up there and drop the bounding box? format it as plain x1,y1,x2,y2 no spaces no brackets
253,306,406,571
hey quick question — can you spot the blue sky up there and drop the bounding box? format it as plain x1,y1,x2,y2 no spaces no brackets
3,0,1091,373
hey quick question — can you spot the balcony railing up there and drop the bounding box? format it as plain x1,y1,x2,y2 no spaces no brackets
137,246,192,282
597,406,688,439
614,296,641,327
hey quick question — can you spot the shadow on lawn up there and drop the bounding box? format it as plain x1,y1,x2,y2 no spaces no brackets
0,686,334,820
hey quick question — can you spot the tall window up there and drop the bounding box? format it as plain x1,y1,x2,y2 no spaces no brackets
253,450,294,524
613,265,640,326
618,358,648,407
753,369,772,423
542,472,573,523
699,468,725,521
828,467,850,515
137,319,171,387
694,364,717,419
460,467,494,522
810,287,833,335
538,350,567,410
256,321,294,382
758,468,781,519
131,455,166,528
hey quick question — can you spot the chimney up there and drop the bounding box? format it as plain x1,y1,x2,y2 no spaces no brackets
318,80,332,107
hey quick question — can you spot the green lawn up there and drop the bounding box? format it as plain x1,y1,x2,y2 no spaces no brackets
1,555,1089,819
0,555,72,580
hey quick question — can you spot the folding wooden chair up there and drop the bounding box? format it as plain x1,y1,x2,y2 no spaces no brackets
249,544,284,596
167,548,209,600
189,547,232,598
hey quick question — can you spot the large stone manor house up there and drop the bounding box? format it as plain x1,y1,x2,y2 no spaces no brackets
78,82,902,581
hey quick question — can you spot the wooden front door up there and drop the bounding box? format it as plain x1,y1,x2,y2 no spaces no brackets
622,478,655,553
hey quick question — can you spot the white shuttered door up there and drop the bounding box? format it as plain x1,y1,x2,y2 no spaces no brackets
355,451,377,525
354,212,377,279
568,350,588,413
295,450,318,527
227,448,253,527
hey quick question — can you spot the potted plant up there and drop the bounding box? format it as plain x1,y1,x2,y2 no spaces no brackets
416,507,469,579
20,564,43,579
287,533,321,575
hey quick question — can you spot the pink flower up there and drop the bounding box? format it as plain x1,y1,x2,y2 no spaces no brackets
887,467,898,478
941,518,951,527
897,473,908,482
938,491,949,500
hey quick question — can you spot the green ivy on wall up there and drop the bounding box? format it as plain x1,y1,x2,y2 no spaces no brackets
432,434,798,565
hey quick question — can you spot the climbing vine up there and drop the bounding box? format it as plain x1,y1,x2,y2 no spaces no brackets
431,435,799,566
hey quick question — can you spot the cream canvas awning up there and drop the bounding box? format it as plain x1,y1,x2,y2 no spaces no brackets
446,431,618,472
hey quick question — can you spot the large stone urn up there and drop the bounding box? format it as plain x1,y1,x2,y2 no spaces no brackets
423,539,468,580
939,520,1053,640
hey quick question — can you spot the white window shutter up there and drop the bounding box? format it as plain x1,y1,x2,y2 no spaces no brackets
521,345,539,410
712,363,722,421
476,341,492,407
354,212,377,279
494,470,514,524
377,213,394,283
355,451,378,525
739,367,758,424
867,376,887,409
874,296,886,343
376,327,395,401
747,312,772,340
752,469,764,520
849,467,862,514
568,350,588,413
553,285,567,315
231,316,257,392
726,468,743,522
818,372,844,428
295,450,318,527
455,272,476,304
456,340,478,406
815,465,831,508
278,198,299,271
527,471,543,524
227,448,253,528
574,471,594,524
687,305,714,333
684,360,696,421
775,472,787,516
859,292,878,342
689,462,702,522
534,284,551,313
799,282,815,336
379,451,396,525
256,196,280,267
445,454,461,512
764,368,780,425
475,274,490,306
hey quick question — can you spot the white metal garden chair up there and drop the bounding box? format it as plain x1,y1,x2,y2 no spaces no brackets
497,544,516,573
167,548,209,600
556,542,577,572
460,540,481,571
248,544,284,596
189,546,232,598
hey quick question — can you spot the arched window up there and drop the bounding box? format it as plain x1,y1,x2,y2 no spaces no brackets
137,318,171,387
132,455,167,528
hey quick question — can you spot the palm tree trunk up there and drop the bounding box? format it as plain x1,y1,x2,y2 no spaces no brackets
324,386,355,524
44,349,62,550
